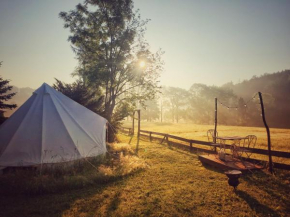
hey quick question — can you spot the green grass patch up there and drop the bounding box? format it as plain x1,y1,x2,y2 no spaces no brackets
0,135,289,216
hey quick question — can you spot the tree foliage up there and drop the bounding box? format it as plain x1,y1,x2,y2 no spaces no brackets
59,0,163,127
141,98,160,122
53,78,104,114
0,62,17,124
158,70,290,128
163,87,189,123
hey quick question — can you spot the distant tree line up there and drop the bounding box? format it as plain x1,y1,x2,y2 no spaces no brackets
140,70,290,129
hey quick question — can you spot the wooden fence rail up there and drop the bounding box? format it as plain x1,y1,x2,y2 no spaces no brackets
119,127,290,170
139,129,290,158
119,127,132,135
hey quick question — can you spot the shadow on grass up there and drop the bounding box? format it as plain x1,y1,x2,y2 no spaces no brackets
241,170,290,212
0,170,145,217
0,180,110,217
106,191,121,216
235,190,280,217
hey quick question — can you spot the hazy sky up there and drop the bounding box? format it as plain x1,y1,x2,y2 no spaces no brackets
1,0,290,89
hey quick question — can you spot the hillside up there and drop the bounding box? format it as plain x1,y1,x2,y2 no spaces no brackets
221,70,290,102
227,70,290,128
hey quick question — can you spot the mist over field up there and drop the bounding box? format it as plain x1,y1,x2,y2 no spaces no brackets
4,69,290,129
139,70,290,129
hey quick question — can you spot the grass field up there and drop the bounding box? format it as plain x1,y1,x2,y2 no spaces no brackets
122,121,290,152
0,134,289,217
122,121,290,165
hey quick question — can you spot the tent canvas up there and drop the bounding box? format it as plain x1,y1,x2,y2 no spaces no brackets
0,83,107,167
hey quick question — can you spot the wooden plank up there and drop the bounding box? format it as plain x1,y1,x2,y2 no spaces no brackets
151,132,167,137
160,135,167,144
240,157,290,170
192,140,218,146
168,134,191,143
199,154,263,171
169,140,215,154
140,130,167,137
140,130,150,133
246,148,290,158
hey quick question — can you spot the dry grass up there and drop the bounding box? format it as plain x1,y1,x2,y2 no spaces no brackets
100,143,148,177
0,143,146,196
0,135,289,217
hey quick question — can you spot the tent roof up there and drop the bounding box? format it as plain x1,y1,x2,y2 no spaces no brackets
0,83,107,166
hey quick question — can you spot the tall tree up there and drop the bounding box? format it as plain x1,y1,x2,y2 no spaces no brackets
163,87,189,123
0,62,17,124
141,98,160,122
59,0,163,128
188,84,238,125
0,78,16,110
53,78,104,114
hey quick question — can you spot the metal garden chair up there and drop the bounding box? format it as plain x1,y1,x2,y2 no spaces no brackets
242,135,257,158
207,129,219,152
207,129,217,142
230,135,257,159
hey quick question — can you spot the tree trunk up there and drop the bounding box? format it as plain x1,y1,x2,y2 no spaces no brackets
106,97,116,143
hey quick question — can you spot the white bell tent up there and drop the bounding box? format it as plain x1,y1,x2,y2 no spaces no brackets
0,83,107,167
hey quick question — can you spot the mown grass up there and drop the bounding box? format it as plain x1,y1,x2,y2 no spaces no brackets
0,134,289,217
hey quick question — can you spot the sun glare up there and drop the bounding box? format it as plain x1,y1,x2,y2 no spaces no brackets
139,61,145,68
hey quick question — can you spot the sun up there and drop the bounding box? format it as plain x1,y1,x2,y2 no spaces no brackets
139,61,145,68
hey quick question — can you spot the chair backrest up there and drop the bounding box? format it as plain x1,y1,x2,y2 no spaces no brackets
245,135,257,149
207,129,218,142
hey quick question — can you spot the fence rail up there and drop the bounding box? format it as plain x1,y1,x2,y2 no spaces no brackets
119,127,290,170
119,127,132,135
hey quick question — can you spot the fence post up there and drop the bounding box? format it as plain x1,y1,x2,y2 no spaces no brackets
137,110,141,139
132,111,135,135
149,132,152,142
258,92,273,174
166,134,169,145
190,141,193,152
214,98,218,151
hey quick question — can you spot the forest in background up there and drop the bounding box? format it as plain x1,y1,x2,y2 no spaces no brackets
4,69,290,129
141,69,290,129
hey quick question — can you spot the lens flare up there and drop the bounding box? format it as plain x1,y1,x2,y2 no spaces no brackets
139,61,145,68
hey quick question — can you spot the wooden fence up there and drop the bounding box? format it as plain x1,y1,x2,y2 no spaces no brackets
119,127,290,170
